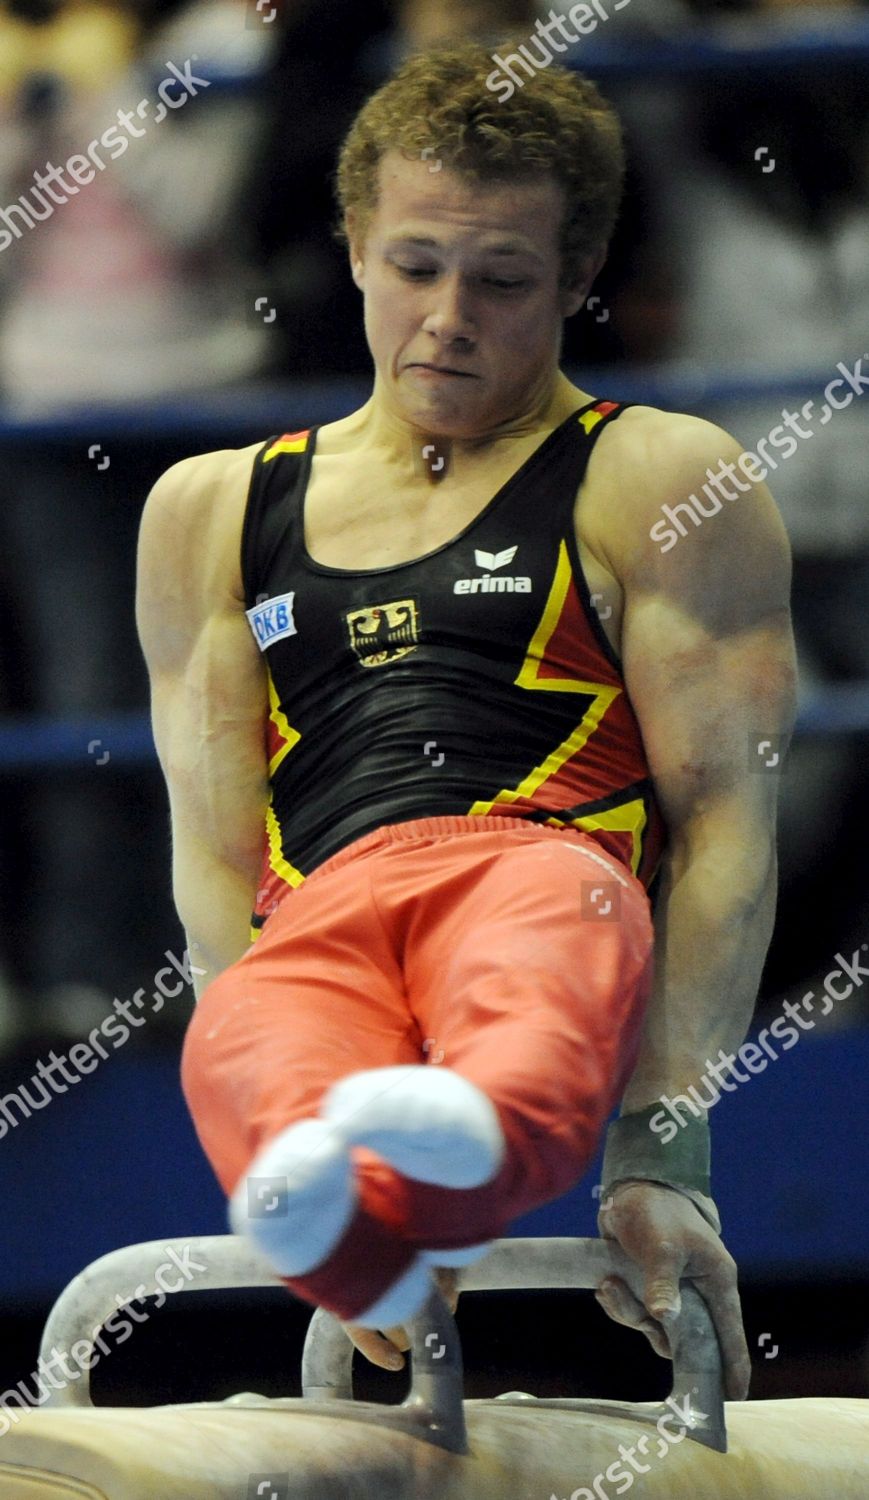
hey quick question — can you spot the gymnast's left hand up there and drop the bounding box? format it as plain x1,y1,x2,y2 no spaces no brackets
341,1266,460,1371
595,1179,751,1400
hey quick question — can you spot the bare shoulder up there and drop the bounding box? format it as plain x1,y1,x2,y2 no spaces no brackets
585,403,792,618
587,403,744,519
138,440,264,601
136,440,265,672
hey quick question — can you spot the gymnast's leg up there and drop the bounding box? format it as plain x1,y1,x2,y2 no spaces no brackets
320,821,655,1264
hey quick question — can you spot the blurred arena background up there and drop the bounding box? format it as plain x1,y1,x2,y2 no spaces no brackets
0,0,867,1414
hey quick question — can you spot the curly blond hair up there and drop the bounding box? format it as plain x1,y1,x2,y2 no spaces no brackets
334,39,625,288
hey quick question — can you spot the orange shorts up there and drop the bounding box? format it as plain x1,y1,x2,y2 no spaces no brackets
181,815,654,1321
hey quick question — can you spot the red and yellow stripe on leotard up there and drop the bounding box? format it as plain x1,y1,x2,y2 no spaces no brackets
468,536,648,876
250,669,304,941
263,431,310,462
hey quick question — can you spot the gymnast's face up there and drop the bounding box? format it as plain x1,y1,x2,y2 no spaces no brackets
348,150,587,438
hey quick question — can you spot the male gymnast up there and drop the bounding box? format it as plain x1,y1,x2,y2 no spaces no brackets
136,40,796,1396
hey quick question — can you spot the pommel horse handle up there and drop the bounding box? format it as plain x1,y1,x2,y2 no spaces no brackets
302,1236,728,1454
38,1235,726,1455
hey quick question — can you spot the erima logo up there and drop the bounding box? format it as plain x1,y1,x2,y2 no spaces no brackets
245,591,297,650
475,546,517,569
454,544,531,594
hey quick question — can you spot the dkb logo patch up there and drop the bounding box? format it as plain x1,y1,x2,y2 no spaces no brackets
246,592,297,650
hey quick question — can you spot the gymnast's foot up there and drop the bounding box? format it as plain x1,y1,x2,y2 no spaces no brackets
227,1118,477,1330
321,1065,506,1188
228,1118,356,1277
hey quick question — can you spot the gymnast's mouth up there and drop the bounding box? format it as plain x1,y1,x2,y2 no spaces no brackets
406,362,479,379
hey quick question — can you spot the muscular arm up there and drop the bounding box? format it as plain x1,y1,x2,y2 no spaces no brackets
618,418,797,1108
591,412,797,1400
136,446,269,1000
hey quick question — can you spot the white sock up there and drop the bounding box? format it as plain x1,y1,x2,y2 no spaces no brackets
321,1066,506,1188
229,1118,356,1277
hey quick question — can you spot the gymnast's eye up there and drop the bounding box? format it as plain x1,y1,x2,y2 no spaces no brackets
391,264,529,292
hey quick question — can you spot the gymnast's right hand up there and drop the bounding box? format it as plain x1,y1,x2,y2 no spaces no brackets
595,1179,751,1400
341,1266,460,1369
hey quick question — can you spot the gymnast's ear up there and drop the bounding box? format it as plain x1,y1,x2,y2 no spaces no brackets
560,245,607,319
346,210,366,292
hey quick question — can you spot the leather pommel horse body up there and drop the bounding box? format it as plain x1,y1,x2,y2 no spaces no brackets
1,1236,866,1498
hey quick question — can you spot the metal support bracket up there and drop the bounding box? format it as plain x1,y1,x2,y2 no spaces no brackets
38,1234,727,1455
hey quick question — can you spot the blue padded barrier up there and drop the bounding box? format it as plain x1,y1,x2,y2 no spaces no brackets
0,365,855,441
0,682,866,773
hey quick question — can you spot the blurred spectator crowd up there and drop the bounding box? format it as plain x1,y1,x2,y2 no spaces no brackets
0,0,867,1049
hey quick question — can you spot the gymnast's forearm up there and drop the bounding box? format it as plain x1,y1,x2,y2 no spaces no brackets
172,851,258,1002
618,837,779,1115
